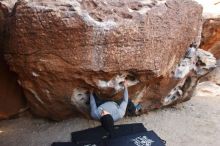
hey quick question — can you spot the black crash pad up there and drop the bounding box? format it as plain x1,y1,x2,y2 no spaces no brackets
52,123,166,146
71,123,147,144
51,141,104,146
106,130,166,146
52,131,165,146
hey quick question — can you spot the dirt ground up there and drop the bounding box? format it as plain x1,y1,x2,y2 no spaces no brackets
0,81,220,146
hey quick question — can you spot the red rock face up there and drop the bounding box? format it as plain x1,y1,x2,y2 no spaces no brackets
0,56,27,120
0,3,26,120
3,0,203,120
200,18,220,59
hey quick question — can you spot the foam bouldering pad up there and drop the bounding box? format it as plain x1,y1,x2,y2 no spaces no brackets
52,123,166,146
51,142,76,146
52,130,165,146
51,141,105,146
71,123,147,144
106,131,166,146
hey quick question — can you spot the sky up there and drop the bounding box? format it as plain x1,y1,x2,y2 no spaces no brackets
195,0,220,18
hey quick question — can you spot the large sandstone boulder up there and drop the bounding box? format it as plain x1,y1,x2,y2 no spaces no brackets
196,0,220,59
0,2,27,120
194,1,220,97
3,0,203,120
200,18,220,59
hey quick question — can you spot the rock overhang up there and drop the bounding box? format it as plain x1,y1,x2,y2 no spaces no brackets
1,0,207,120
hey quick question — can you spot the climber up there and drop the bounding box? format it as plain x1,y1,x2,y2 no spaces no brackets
89,81,129,134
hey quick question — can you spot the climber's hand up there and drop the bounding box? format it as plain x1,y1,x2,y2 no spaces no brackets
90,88,94,94
123,80,128,88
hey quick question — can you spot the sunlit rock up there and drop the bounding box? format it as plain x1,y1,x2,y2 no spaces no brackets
194,81,220,97
2,0,204,120
163,47,217,106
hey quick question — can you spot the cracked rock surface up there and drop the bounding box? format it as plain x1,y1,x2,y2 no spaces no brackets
1,0,203,120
